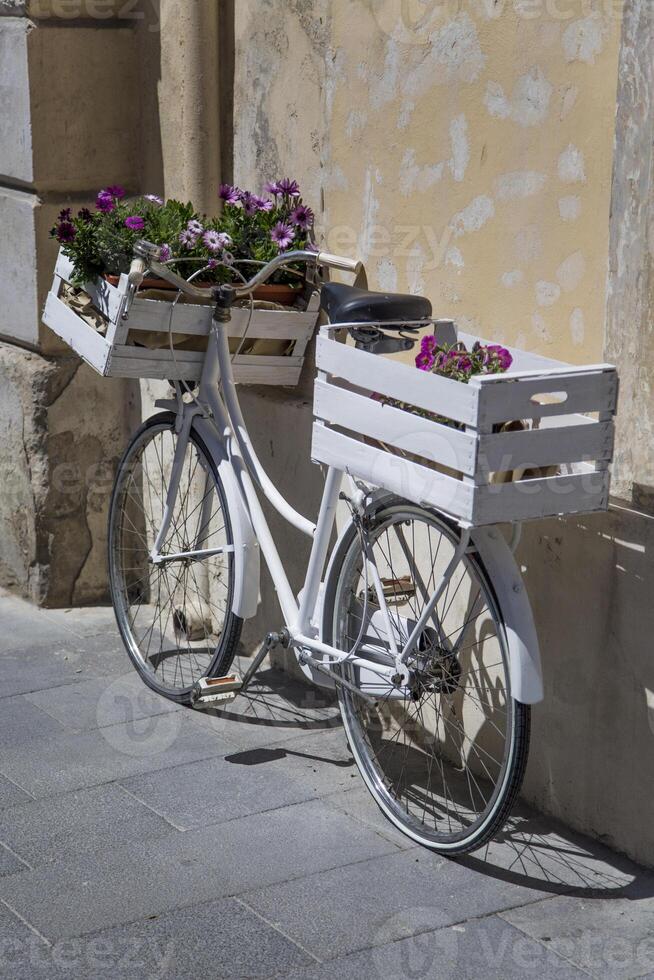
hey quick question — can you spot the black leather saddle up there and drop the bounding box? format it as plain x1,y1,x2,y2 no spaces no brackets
320,282,432,327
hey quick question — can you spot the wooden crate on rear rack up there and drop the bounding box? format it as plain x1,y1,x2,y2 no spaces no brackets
42,250,320,385
312,324,618,527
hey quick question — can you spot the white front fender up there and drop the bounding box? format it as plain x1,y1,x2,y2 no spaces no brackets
472,526,543,704
194,417,260,620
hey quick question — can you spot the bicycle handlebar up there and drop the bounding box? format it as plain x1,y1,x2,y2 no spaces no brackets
128,240,362,304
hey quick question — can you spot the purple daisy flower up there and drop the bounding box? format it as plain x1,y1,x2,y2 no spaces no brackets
159,244,172,262
144,194,164,205
203,230,225,253
420,335,437,355
78,208,93,223
106,185,126,199
179,229,197,249
207,258,219,270
219,184,241,205
58,207,72,222
125,216,145,231
278,178,301,198
306,241,320,254
240,192,261,215
264,180,281,196
95,190,115,213
187,219,204,236
290,204,315,230
255,196,274,212
56,221,76,244
270,221,296,251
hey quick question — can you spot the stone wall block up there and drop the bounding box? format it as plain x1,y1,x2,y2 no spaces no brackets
0,186,82,351
0,342,139,606
28,23,139,193
0,18,33,182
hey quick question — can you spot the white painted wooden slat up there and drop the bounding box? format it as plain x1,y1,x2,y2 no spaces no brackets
472,470,610,525
476,370,618,424
108,346,302,385
84,276,124,326
43,292,110,375
311,424,474,522
478,419,614,473
55,251,75,282
315,334,479,426
123,298,317,339
313,378,477,476
476,362,617,382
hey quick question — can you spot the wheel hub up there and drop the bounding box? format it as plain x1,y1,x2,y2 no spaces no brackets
409,627,462,697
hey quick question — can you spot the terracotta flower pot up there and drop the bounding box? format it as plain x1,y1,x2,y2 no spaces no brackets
104,275,302,307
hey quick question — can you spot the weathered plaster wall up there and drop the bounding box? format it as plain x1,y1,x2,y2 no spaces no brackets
323,2,622,365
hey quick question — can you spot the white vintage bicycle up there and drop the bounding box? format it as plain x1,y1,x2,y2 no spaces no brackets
107,240,618,855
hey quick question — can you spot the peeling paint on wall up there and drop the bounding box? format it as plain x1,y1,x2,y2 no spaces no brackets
235,0,623,368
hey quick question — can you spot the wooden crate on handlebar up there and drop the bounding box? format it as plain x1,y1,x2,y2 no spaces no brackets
42,249,320,385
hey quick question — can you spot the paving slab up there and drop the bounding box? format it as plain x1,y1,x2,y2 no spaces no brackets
502,889,654,980
0,643,94,699
0,900,72,980
51,896,315,979
323,784,419,851
0,784,176,870
0,842,29,877
0,774,33,811
0,695,68,748
0,798,398,941
241,846,551,962
25,672,182,734
0,593,87,653
0,712,236,798
119,727,357,831
283,913,591,980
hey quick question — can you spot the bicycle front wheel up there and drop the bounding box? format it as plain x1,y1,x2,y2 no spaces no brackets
323,502,530,854
108,412,242,704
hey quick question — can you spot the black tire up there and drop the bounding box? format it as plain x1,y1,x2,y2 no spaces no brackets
108,412,242,704
322,499,530,855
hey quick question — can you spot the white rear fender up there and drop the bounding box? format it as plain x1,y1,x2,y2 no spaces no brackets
193,417,260,620
471,526,543,705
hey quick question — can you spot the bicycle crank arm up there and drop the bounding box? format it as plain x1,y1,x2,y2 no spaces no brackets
191,674,242,708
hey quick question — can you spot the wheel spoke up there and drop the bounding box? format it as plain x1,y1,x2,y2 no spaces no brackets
109,422,238,698
331,506,524,852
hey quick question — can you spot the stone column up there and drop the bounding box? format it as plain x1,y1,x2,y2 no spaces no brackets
605,0,654,510
0,3,143,605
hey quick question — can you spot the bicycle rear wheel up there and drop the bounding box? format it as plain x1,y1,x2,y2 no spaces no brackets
323,501,530,854
108,412,242,704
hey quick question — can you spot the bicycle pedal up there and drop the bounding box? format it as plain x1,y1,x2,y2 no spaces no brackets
191,674,242,709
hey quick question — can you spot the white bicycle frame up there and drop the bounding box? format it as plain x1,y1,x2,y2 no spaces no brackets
133,245,544,704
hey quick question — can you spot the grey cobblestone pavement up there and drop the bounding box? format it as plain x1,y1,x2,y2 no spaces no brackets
0,589,653,979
